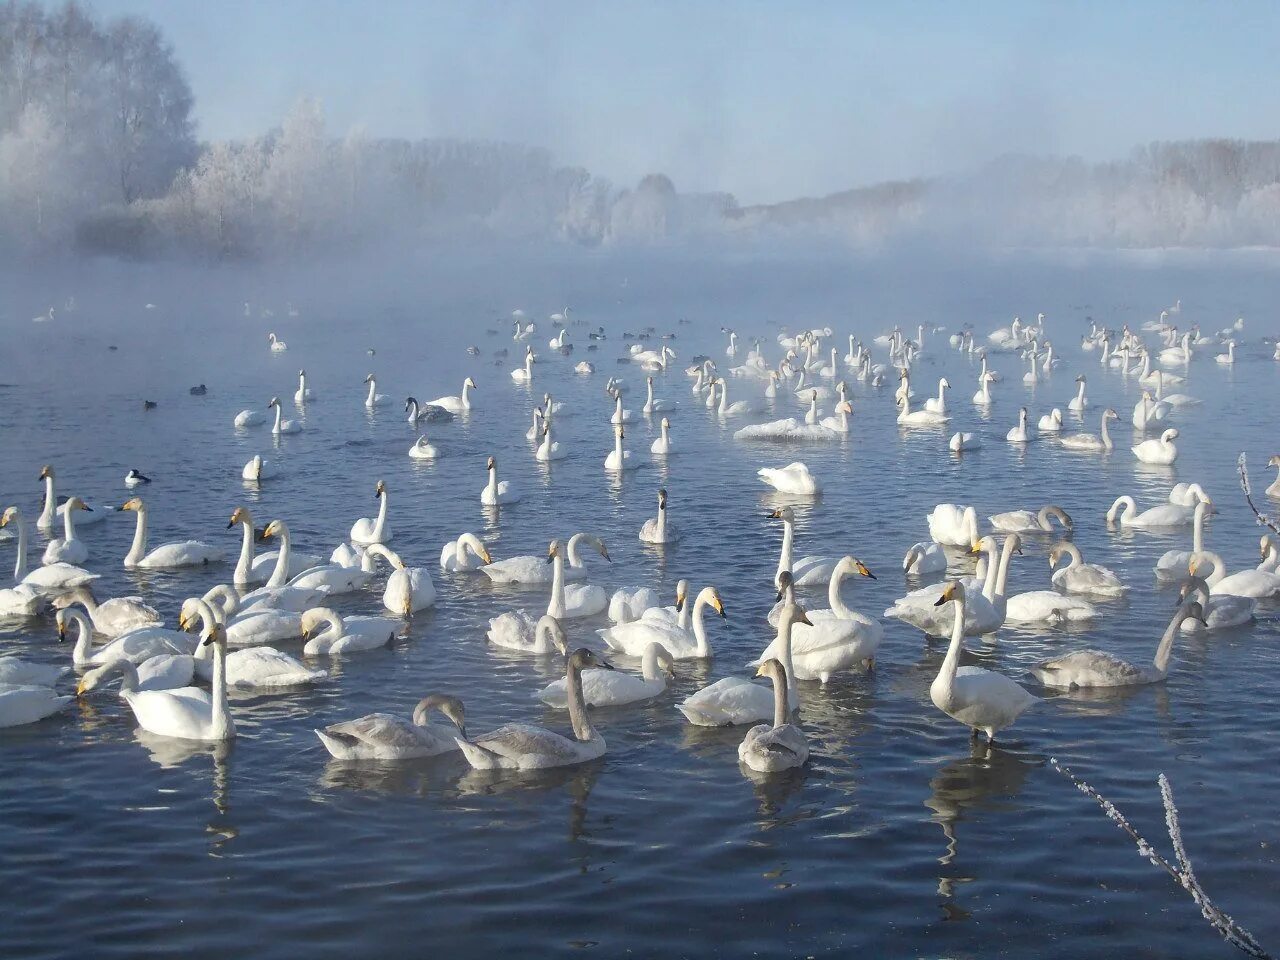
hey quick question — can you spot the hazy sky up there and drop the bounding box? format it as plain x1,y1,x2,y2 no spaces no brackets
91,1,1280,205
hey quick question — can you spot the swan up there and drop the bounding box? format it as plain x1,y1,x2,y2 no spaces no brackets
549,329,569,350
482,533,609,585
363,374,388,407
771,506,836,587
1215,340,1236,365
1006,407,1031,443
972,371,996,406
639,488,680,544
1178,576,1254,631
293,369,314,404
267,397,300,435
405,397,453,424
120,498,223,569
885,535,1019,636
929,581,1037,743
575,361,594,375
650,417,675,455
802,391,821,426
1,507,91,604
428,377,476,413
602,586,724,659
315,694,466,760
50,586,160,638
714,378,764,418
535,422,566,462
179,598,323,687
678,603,806,726
439,533,492,572
408,434,440,460
756,562,882,679
234,408,265,428
78,621,235,740
758,462,820,496
58,606,193,668
1153,369,1199,407
301,607,403,655
0,684,71,728
988,505,1072,534
904,541,947,576
510,350,535,383
1037,408,1063,432
481,456,521,505
1066,374,1089,412
643,377,674,414
42,497,91,565
607,586,663,625
268,333,287,352
605,423,641,472
1155,500,1212,579
241,455,279,481
1049,541,1127,596
1059,408,1118,452
538,639,674,708
1189,551,1280,598
124,469,151,488
927,504,980,547
258,520,373,595
36,466,105,528
737,658,809,773
228,506,319,585
456,647,612,770
1030,600,1205,688
0,657,68,687
1106,494,1199,528
1004,590,1099,624
818,399,853,433
1268,455,1280,498
1132,428,1179,465
1168,482,1212,509
487,610,569,655
1131,391,1171,431
924,378,950,414
350,480,392,544
486,541,608,648
949,432,981,452
190,586,304,648
364,543,436,614
897,393,948,426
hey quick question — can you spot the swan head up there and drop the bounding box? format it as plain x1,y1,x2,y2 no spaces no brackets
38,464,53,481
267,397,281,409
615,423,625,439
363,374,375,384
648,643,676,678
1103,408,1119,421
405,396,417,410
464,377,477,390
674,580,689,611
0,506,18,528
545,539,562,564
569,647,614,673
414,694,466,738
64,496,91,513
775,569,795,602
486,456,496,471
657,488,668,510
1162,428,1179,442
939,378,950,389
1177,578,1211,606
1075,375,1085,383
769,506,795,523
300,608,340,640
933,580,966,607
374,480,386,498
227,506,252,529
968,535,998,557
661,416,671,429
119,497,143,513
261,519,285,540
201,623,227,647
701,586,727,618
839,556,877,580
1268,455,1280,468
836,400,853,414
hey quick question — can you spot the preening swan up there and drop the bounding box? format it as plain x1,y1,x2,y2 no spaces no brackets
481,456,521,505
1132,428,1179,465
455,647,612,770
409,434,440,460
988,505,1072,534
301,607,403,655
1168,482,1212,509
350,479,393,544
429,377,476,413
927,504,980,547
1030,600,1205,688
738,659,808,773
537,639,674,708
929,581,1037,743
602,585,725,659
1049,541,1127,596
41,497,91,565
267,397,300,435
439,533,492,572
1037,408,1063,432
315,694,465,760
364,543,436,614
363,374,388,407
488,610,569,655
1059,408,1118,452
758,462,821,495
771,506,836,586
949,432,981,452
241,455,278,481
120,498,223,569
608,586,662,625
639,488,680,544
1004,589,1098,624
904,541,947,576
1178,576,1255,631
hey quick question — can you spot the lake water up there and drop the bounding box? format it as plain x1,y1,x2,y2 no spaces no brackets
2,249,1278,959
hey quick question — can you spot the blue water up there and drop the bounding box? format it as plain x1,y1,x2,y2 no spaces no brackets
2,250,1278,959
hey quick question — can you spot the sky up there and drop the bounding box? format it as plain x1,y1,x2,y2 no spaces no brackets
89,1,1280,205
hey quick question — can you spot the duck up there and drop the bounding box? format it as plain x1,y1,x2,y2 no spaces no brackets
737,659,808,773
602,585,725,659
481,456,521,505
315,694,466,760
757,462,820,496
364,544,436,615
1049,541,1127,596
77,621,235,740
482,532,609,584
650,417,675,455
756,562,882,679
41,497,91,565
1030,600,1205,688
455,647,612,770
241,455,278,481
439,533,492,572
50,586,160,638
903,541,947,576
124,469,151,487
988,505,1072,534
929,581,1037,743
927,503,980,547
350,479,393,544
537,639,675,708
1107,495,1199,528
428,377,477,413
639,488,680,544
1059,408,1119,452
120,498,223,569
293,369,314,404
301,607,403,656
1188,550,1280,598
1132,428,1179,465
363,374,388,407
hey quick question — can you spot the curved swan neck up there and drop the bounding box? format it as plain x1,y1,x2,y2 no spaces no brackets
1108,496,1136,523
829,565,854,618
1153,606,1192,675
124,504,148,566
266,522,292,587
937,594,966,692
565,658,595,741
68,610,94,663
987,537,1018,601
365,378,377,404
1100,413,1113,449
691,593,713,657
1191,550,1226,586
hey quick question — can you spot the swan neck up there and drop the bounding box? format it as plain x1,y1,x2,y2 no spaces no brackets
234,518,255,584
1192,507,1205,553
641,644,660,682
13,517,28,581
547,551,566,617
366,379,376,403
1153,609,1186,675
938,596,966,690
39,475,55,527
272,403,283,431
829,566,854,618
372,490,388,538
266,523,291,587
775,519,794,586
124,505,148,566
72,613,94,663
691,594,711,657
1100,414,1112,449
987,537,1017,601
486,465,497,498
772,666,790,728
211,637,231,738
565,658,595,741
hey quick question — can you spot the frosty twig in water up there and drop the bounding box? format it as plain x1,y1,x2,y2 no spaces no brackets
1237,453,1280,536
1051,760,1271,959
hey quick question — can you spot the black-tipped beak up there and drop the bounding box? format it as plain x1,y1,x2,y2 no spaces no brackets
598,660,616,672
226,519,235,529
933,594,949,607
545,554,554,564
201,634,215,647
57,625,66,640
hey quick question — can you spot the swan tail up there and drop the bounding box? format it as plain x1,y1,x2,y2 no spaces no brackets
315,729,358,758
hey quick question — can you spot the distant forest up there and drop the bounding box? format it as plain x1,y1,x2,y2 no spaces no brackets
5,1,1280,258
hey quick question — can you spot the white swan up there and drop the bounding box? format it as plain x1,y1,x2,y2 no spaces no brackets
733,418,843,441
639,488,680,544
191,586,303,648
602,585,724,659
1030,600,1205,688
233,408,264,428
885,535,1019,636
927,503,979,547
1037,408,1063,432
241,454,278,481
972,371,996,406
1006,407,1031,443
41,497,91,565
755,562,882,679
1,507,89,605
714,378,764,418
1268,455,1280,498
456,647,611,770
1155,500,1212,579
1168,482,1212,509
1131,391,1171,431
50,586,160,638
1004,590,1098,624
988,505,1072,534
1189,550,1280,598
510,349,535,383
429,377,476,413
903,541,947,576
643,376,674,414
924,378,950,414
1049,541,1127,596
608,586,662,625
439,533,492,572
260,519,372,595
605,423,640,472
120,498,223,569
1106,494,1199,528
737,659,809,773
37,465,105,528
771,506,836,586
58,607,193,666
77,622,235,740
0,657,67,687
1059,408,1118,452
316,694,465,760
350,479,392,544
1132,428,1179,465
267,397,300,435
228,506,319,585
948,432,981,452
293,369,314,404
0,685,70,728
818,399,853,433
268,332,287,352
1215,340,1236,365
487,609,568,655
930,581,1037,743
650,417,675,455
179,598,323,688
482,532,609,584
363,374,388,407
481,456,521,505
486,541,608,649
364,544,436,615
301,607,403,656
1067,374,1088,412
537,640,674,708
758,462,820,495
409,434,440,460
897,394,949,426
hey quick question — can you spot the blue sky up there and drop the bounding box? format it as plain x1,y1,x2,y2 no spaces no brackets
91,1,1280,204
